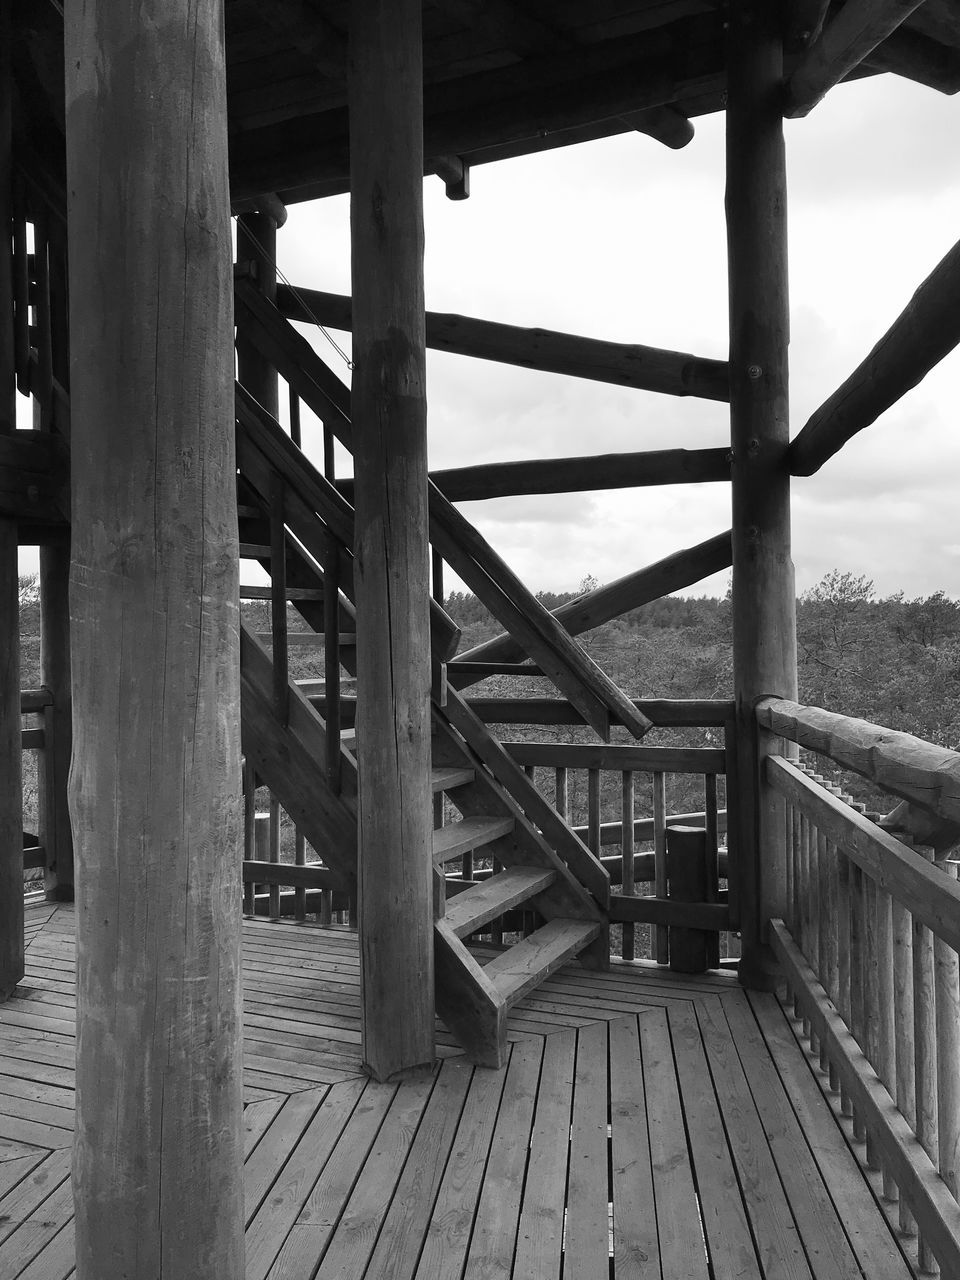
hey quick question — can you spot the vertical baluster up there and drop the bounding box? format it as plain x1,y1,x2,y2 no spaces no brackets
254,811,270,918
849,861,866,1142
32,208,53,429
242,759,256,915
555,767,568,820
805,780,821,1053
863,872,882,1170
835,805,853,1116
621,770,635,962
892,853,917,1236
704,773,720,969
323,533,341,794
653,772,668,964
319,888,333,929
269,473,289,724
268,794,281,919
914,843,939,1273
876,875,898,1202
431,547,444,606
294,829,306,921
935,857,960,1205
796,797,810,1026
817,824,833,1074
323,422,335,483
587,768,601,857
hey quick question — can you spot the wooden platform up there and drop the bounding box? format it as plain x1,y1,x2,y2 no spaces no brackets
0,900,918,1279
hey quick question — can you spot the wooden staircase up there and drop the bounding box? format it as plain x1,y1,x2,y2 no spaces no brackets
233,290,646,1068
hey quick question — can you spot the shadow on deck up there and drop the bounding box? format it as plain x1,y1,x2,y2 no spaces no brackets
0,899,917,1279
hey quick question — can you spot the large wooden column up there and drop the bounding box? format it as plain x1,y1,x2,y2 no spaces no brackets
39,539,73,900
726,0,798,989
65,5,244,1277
0,0,23,1001
349,0,435,1080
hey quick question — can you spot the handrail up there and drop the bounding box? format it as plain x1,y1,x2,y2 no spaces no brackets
234,285,655,743
758,695,960,826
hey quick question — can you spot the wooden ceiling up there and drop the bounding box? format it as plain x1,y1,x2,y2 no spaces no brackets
12,0,960,211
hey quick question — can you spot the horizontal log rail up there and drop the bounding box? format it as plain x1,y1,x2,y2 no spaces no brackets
453,531,733,678
767,751,960,1272
788,233,960,476
274,282,730,401
757,695,960,826
504,741,726,775
334,447,731,504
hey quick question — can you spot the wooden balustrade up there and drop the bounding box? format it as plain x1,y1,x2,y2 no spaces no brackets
761,695,960,1275
18,689,52,885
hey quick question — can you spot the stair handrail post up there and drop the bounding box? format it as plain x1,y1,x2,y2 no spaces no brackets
726,0,798,990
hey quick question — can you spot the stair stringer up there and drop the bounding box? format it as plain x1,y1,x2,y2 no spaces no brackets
240,625,358,892
434,920,508,1069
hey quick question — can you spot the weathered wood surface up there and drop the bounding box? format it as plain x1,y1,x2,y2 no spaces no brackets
502,740,725,774
758,696,960,825
38,541,72,900
0,520,21,1000
64,5,244,1274
768,755,960,954
726,0,798,988
789,234,960,476
771,919,960,1276
275,282,731,400
0,432,69,525
783,0,927,118
454,530,733,675
350,0,435,1081
1,903,910,1280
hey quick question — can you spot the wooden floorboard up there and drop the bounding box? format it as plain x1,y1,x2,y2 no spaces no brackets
0,903,915,1280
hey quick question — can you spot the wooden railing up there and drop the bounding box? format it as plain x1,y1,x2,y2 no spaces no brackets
19,689,51,883
759,696,960,1275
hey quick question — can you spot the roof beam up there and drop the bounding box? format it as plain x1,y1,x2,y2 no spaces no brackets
258,0,346,80
275,282,729,400
783,0,928,118
789,234,960,476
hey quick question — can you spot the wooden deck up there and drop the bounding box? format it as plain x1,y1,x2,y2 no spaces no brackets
0,900,918,1279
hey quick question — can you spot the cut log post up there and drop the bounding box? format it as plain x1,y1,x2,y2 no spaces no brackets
39,538,74,899
789,235,960,478
64,4,245,1276
726,0,798,990
0,0,22,1002
350,0,435,1081
667,825,711,973
783,0,927,118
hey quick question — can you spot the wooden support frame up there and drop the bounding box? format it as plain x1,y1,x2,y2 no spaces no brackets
726,0,798,990
783,0,928,118
39,537,73,899
789,234,960,476
275,283,730,401
454,530,732,676
65,4,245,1275
350,0,435,1082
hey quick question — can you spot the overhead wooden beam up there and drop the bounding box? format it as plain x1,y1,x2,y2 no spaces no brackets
350,0,436,1083
430,154,470,200
275,283,730,401
259,0,346,79
786,0,831,47
789,234,960,476
726,0,797,988
454,530,733,675
65,3,245,1275
783,0,928,117
864,24,960,93
620,104,695,149
423,448,730,503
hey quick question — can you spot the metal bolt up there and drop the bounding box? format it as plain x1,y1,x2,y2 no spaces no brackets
746,525,760,542
747,364,762,380
746,437,760,456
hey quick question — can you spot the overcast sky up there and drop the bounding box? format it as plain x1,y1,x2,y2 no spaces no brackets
275,70,960,603
19,70,959,603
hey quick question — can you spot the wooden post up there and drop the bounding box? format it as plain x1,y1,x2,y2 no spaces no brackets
236,208,282,418
349,0,435,1080
65,5,244,1277
39,538,74,900
726,0,798,990
667,825,710,973
0,0,22,1002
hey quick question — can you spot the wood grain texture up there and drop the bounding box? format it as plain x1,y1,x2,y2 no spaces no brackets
38,540,73,900
64,3,244,1274
726,0,797,987
0,519,22,999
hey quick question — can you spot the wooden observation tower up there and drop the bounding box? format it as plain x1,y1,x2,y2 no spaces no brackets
3,2,960,1277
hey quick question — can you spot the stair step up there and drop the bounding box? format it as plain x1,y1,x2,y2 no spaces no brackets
431,766,475,794
483,919,602,1008
433,816,515,865
444,866,557,939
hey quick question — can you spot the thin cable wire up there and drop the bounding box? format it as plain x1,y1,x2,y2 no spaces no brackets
234,215,354,370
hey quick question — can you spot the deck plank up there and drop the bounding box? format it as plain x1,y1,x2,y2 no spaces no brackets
0,903,917,1280
609,1014,660,1279
512,1028,576,1280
